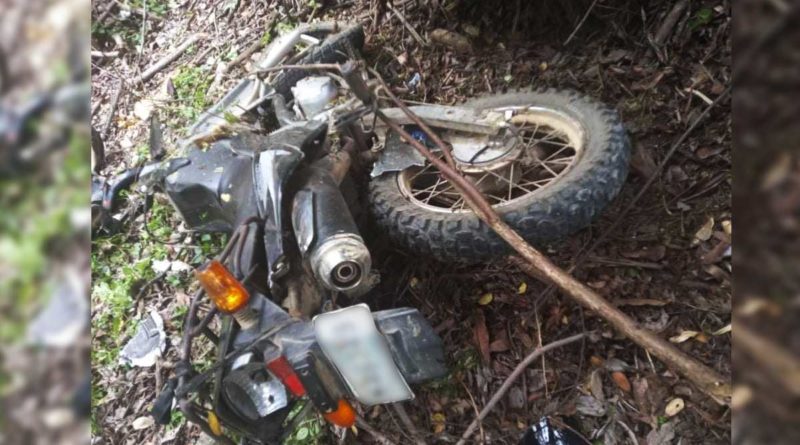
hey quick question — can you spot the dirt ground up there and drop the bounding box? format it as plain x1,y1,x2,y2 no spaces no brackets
90,0,731,444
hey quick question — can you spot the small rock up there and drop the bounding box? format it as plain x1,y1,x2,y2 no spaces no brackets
430,29,472,53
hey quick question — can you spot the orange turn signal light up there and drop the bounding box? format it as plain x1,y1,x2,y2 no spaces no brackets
195,260,250,313
323,399,356,428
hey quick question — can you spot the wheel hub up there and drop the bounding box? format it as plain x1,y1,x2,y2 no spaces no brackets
447,130,520,169
399,106,585,213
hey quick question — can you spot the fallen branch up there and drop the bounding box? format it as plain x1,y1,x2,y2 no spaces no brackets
654,0,690,45
366,71,732,405
456,333,587,445
136,33,207,84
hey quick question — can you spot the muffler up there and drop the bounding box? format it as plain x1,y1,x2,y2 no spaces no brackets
291,148,371,293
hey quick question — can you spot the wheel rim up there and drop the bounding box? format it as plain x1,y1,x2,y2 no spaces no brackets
397,106,586,213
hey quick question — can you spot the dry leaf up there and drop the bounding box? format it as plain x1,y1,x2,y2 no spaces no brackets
712,323,732,336
721,220,731,236
576,395,606,417
664,398,685,417
133,99,155,121
132,416,154,430
669,330,700,343
473,310,491,364
431,412,446,434
590,356,604,367
612,371,632,393
589,369,605,401
518,282,528,294
633,377,650,414
692,217,715,245
478,293,494,305
489,338,509,353
646,420,676,445
604,357,630,372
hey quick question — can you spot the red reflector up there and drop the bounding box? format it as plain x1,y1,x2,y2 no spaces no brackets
266,356,306,397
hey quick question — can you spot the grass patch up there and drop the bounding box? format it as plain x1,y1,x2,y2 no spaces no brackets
171,66,212,123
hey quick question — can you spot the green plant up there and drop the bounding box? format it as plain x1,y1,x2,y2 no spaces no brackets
131,0,170,17
689,7,714,30
284,403,326,445
171,66,212,122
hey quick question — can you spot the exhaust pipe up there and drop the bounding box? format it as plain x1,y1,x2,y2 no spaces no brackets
291,147,371,293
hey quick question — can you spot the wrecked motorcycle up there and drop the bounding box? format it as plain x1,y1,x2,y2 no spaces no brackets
94,22,629,444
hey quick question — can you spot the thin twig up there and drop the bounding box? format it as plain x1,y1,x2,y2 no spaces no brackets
391,403,427,445
459,380,485,444
101,79,123,139
564,0,600,46
456,333,587,445
387,2,427,46
136,33,207,84
356,415,399,445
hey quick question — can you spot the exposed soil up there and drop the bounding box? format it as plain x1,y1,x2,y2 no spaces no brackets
90,1,731,444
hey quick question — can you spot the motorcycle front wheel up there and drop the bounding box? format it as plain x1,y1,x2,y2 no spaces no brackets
368,89,631,262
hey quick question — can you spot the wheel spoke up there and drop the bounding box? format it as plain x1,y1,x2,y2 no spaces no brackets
508,163,514,201
481,165,537,195
408,162,437,182
423,176,445,204
403,108,582,212
411,180,443,198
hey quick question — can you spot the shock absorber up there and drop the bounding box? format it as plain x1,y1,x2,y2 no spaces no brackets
291,145,372,293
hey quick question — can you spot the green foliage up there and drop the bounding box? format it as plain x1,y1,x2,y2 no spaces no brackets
131,0,170,17
689,7,714,30
168,410,186,430
171,66,212,123
223,111,240,124
275,21,297,36
91,200,179,366
284,403,326,445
